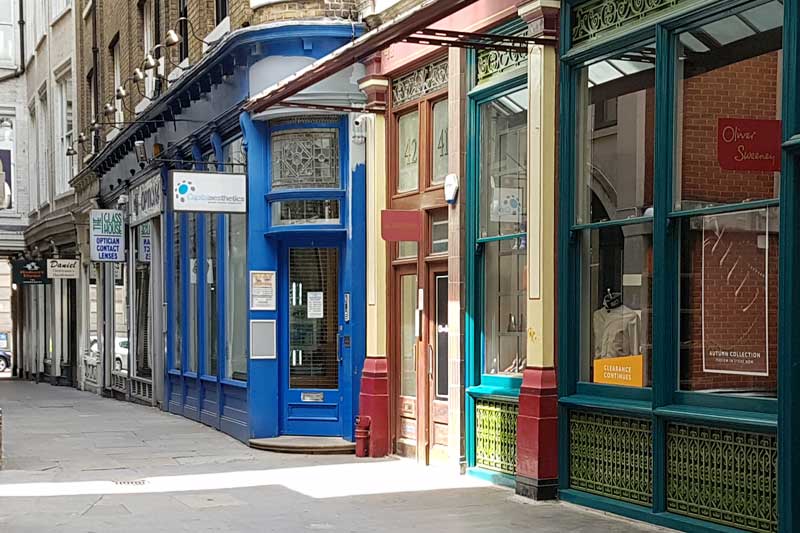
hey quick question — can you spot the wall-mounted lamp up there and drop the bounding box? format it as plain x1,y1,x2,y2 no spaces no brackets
103,102,117,117
134,140,148,167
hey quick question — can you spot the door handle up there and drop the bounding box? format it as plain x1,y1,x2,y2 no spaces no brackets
413,343,417,372
337,334,343,364
427,344,433,379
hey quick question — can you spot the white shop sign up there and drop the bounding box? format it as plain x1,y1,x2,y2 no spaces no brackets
90,209,126,262
130,174,163,225
170,170,246,213
47,258,80,279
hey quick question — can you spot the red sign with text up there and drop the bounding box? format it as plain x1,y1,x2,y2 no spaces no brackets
381,210,422,242
717,118,781,172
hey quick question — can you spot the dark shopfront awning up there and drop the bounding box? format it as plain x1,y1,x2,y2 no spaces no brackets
244,0,552,115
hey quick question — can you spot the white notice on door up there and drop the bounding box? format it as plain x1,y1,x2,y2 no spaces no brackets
307,291,324,318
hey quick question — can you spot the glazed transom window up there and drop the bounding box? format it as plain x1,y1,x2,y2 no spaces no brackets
271,129,340,190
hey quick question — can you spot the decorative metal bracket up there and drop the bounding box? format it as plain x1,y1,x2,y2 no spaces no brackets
402,28,557,54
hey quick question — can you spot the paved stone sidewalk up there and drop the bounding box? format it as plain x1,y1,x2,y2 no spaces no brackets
0,379,668,532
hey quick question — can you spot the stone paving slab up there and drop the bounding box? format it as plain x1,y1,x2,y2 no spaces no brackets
0,379,673,533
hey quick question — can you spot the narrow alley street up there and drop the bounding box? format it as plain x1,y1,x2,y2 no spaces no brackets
0,378,663,533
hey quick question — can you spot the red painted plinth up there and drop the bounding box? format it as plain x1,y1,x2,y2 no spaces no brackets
359,357,390,457
516,367,559,495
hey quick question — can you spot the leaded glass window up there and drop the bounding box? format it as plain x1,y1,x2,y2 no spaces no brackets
271,129,340,190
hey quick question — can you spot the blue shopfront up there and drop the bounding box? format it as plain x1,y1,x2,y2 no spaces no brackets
91,22,367,443
161,24,368,443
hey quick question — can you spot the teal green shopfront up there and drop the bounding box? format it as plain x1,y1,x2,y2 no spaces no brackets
557,0,800,532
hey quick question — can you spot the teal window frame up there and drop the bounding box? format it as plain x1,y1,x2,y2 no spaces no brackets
558,0,800,529
464,24,529,472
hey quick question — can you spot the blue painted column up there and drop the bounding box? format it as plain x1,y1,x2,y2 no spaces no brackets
240,111,280,439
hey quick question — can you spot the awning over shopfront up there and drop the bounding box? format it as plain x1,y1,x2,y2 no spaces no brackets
244,0,551,115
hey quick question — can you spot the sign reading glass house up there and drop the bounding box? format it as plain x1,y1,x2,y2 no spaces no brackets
171,171,246,213
90,210,125,262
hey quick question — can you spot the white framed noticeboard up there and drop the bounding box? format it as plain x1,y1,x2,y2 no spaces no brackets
250,320,276,359
250,270,276,311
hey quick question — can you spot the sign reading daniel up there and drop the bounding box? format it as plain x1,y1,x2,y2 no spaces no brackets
90,209,125,262
171,170,246,213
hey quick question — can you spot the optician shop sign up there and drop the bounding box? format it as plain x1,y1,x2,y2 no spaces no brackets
170,170,246,213
131,173,162,225
90,209,126,262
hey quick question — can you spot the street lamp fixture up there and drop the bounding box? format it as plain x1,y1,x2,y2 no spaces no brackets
134,140,148,165
103,102,117,116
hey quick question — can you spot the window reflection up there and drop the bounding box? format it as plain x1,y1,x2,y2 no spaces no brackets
576,47,655,224
675,1,782,209
479,89,528,238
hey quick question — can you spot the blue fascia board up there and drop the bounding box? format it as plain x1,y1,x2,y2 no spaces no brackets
89,21,365,175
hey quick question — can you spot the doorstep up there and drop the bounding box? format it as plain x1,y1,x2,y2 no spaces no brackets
249,436,355,455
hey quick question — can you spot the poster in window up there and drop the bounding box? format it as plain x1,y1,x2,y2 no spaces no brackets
250,271,276,311
490,187,522,222
307,292,324,319
701,213,771,376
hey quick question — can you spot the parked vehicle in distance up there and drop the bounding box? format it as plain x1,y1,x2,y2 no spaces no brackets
0,350,10,372
88,336,129,374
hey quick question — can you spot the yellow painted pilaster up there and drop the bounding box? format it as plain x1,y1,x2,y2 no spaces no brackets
365,111,388,359
526,44,558,369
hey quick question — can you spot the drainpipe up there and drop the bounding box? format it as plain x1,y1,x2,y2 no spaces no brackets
0,0,26,82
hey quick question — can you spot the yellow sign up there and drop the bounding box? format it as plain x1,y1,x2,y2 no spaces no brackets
594,355,644,387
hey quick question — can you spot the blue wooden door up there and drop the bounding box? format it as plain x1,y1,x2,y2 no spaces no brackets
281,245,343,436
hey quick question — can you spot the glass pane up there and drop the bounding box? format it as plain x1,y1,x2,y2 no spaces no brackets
679,207,778,397
289,248,339,389
400,274,417,396
435,274,448,399
173,217,181,370
675,3,782,209
205,217,218,376
576,47,655,224
271,129,339,190
580,223,652,387
431,212,448,255
225,214,247,381
187,214,198,373
113,263,128,376
89,265,101,362
135,223,151,379
479,89,528,238
483,238,526,375
398,241,418,259
397,111,419,193
271,200,340,225
432,99,449,184
0,24,13,64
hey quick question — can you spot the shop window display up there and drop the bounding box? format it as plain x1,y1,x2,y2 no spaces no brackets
205,217,218,376
575,48,655,388
675,4,782,397
479,88,528,375
187,214,198,374
172,215,182,371
112,263,128,376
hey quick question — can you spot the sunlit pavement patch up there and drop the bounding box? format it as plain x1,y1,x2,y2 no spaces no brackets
0,460,492,499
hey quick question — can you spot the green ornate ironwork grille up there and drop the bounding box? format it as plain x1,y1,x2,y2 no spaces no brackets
571,0,691,44
667,422,778,533
569,410,653,505
475,398,518,474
